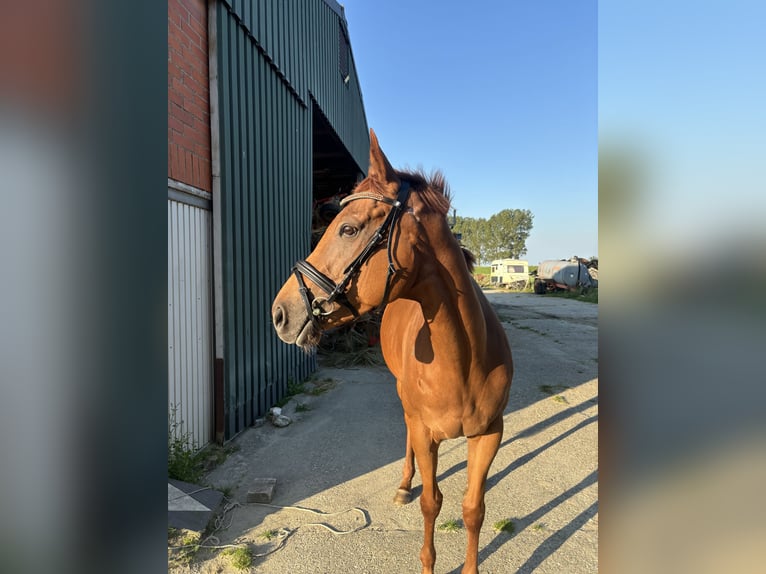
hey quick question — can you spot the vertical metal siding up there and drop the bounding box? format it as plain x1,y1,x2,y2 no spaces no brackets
214,0,368,439
221,0,369,170
168,200,213,449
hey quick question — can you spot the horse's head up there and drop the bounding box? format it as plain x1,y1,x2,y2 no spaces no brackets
272,130,419,349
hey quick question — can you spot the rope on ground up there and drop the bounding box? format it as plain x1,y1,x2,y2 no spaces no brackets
168,497,370,560
250,502,370,535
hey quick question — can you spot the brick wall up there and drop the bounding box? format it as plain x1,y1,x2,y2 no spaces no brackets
168,0,211,192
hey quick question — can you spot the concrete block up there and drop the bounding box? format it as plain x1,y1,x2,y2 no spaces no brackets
246,478,277,503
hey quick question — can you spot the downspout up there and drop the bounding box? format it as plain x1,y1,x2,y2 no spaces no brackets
208,0,225,445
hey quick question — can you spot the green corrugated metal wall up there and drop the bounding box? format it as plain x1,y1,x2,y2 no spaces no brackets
214,0,369,439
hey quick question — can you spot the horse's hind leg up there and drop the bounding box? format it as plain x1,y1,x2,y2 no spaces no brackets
394,423,415,505
462,416,503,574
408,414,442,574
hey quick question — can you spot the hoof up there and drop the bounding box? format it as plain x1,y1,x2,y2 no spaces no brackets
393,488,412,506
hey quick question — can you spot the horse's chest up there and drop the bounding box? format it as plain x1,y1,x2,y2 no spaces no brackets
397,374,466,437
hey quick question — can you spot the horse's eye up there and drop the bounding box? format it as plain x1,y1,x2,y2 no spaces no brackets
340,224,358,237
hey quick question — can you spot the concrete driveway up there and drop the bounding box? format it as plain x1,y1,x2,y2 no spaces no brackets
176,291,598,573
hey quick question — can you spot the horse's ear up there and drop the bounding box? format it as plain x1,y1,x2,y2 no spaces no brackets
368,129,399,187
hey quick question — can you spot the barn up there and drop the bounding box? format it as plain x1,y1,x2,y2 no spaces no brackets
168,0,370,447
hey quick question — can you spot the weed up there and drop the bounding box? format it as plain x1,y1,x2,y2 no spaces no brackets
274,395,291,408
437,518,462,532
223,546,254,570
199,443,239,473
169,547,197,567
308,378,336,395
259,529,279,541
553,395,568,404
533,522,546,531
493,519,515,534
287,379,305,396
168,529,201,567
168,407,204,483
217,485,235,499
169,409,237,480
295,403,310,413
274,378,309,408
180,532,200,547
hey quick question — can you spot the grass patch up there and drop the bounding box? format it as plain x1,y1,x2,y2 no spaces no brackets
168,528,201,567
217,485,235,499
437,518,462,532
169,440,238,483
223,546,253,570
493,518,515,534
274,396,291,408
308,378,336,396
287,379,305,396
179,532,200,547
259,529,279,541
198,443,239,473
549,287,598,304
274,377,336,410
274,379,306,407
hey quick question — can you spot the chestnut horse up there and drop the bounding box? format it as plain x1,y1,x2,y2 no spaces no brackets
272,130,513,574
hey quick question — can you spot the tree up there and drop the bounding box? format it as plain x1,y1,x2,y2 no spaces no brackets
452,209,534,264
453,216,486,263
485,209,534,261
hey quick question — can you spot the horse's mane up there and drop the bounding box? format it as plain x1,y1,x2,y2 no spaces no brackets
397,169,452,217
399,169,476,273
461,247,476,273
354,168,475,272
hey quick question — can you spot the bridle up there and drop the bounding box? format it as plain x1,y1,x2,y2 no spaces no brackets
292,180,411,328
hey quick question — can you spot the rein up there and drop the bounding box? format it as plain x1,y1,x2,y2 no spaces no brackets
292,181,411,327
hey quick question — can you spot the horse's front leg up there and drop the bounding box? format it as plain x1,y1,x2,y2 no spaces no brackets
407,415,442,574
462,416,503,574
394,419,415,505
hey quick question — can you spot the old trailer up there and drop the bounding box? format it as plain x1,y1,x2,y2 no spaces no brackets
490,259,530,289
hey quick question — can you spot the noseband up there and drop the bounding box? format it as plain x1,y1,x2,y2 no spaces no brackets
292,181,411,327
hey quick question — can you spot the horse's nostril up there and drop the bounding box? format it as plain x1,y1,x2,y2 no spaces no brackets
273,305,285,329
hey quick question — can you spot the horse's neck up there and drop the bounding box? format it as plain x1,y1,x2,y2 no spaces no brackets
410,246,488,358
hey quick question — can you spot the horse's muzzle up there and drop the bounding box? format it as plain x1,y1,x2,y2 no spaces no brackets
272,297,320,350
271,300,294,343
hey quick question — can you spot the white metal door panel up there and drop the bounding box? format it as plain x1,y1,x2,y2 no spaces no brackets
168,199,213,450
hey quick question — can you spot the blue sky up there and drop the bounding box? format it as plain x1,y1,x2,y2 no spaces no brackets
341,0,598,264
